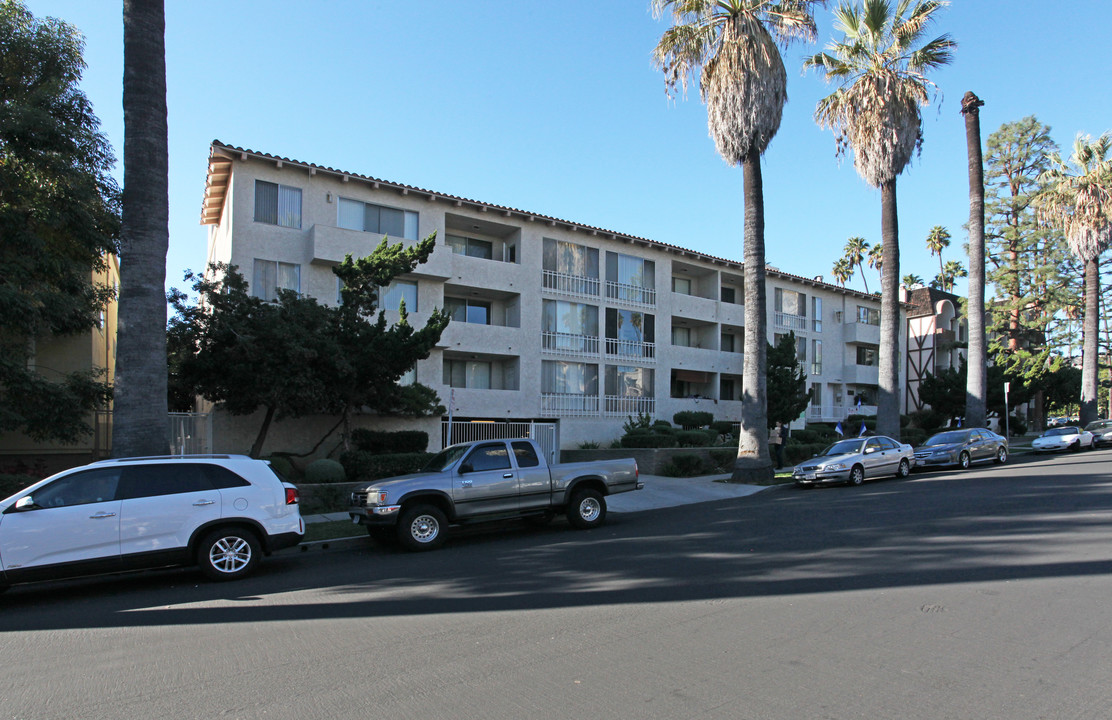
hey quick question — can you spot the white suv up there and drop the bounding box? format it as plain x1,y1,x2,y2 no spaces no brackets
0,455,304,590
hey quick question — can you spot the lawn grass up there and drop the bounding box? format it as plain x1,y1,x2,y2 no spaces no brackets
303,519,366,543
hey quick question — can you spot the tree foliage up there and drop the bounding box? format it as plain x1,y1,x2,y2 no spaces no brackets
169,234,449,457
766,331,810,426
0,0,118,442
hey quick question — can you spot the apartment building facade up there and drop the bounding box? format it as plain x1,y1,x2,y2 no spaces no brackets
201,141,904,453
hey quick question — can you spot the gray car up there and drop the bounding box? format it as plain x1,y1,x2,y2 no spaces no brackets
1084,419,1112,447
913,428,1009,469
793,435,914,487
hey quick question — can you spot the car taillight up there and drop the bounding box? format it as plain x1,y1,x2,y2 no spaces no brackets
285,487,299,505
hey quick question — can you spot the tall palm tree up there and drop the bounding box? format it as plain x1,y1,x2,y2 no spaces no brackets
938,259,967,292
114,0,169,456
962,91,987,427
843,236,871,292
653,0,822,483
867,242,883,289
1037,133,1112,425
805,0,954,439
925,225,951,282
832,257,854,286
901,273,923,290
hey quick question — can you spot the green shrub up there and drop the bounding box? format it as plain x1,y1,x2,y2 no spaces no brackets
709,448,736,471
264,455,294,479
1007,414,1028,436
901,428,928,447
676,429,715,447
0,473,38,499
783,443,829,466
349,429,428,455
711,421,736,437
908,409,946,432
652,420,676,433
660,453,707,477
578,441,601,449
299,484,350,516
622,412,654,433
609,439,623,449
673,411,714,429
788,428,824,444
620,433,674,448
304,458,347,484
340,451,434,482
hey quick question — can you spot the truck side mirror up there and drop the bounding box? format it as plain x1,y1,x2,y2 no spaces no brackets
459,463,474,474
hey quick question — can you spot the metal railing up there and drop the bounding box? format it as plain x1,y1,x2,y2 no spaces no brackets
603,395,655,416
542,270,599,297
541,392,600,417
605,280,656,307
541,331,599,356
604,338,656,361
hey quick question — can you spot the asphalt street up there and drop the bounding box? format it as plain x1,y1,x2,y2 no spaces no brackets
2,450,1112,719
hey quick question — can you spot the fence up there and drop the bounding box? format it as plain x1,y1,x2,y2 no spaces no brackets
442,419,559,464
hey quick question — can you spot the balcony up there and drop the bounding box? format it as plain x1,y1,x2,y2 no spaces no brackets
842,364,880,385
774,312,806,331
844,321,881,345
604,338,656,362
606,280,656,307
603,395,655,416
541,331,600,358
543,270,600,298
540,392,599,417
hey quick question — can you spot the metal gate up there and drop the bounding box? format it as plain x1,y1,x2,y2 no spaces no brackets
169,412,212,456
442,420,560,464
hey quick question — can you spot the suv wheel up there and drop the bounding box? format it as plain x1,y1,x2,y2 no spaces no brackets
197,528,260,581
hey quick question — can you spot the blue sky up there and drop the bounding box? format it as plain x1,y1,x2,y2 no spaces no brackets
25,1,1112,299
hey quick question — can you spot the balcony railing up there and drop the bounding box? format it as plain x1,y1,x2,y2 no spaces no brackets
540,392,599,417
543,270,599,297
606,280,656,307
541,331,599,357
604,338,656,361
604,395,655,416
775,312,807,331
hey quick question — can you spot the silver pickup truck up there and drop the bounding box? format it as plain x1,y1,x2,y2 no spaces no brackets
348,438,641,551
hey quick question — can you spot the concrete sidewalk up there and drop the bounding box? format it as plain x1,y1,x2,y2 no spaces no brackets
302,473,772,524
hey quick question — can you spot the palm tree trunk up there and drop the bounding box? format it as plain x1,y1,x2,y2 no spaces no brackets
877,180,901,438
732,149,773,483
1081,256,1100,425
962,92,987,427
114,0,169,457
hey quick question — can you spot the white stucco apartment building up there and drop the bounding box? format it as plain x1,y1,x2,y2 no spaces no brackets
200,141,904,453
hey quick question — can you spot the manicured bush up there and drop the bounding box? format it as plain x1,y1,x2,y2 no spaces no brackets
711,421,735,437
673,411,714,429
660,453,707,477
340,451,434,482
652,420,676,434
783,443,829,466
263,455,294,479
622,412,654,433
907,409,947,432
305,458,347,484
900,428,928,447
349,429,428,455
709,448,736,471
676,429,714,447
620,433,674,448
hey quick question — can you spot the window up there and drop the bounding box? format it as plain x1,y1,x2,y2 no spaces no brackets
856,346,878,366
445,234,494,259
543,238,599,295
379,279,417,312
463,443,511,472
254,180,302,228
857,305,880,326
720,378,736,401
811,339,822,375
606,308,654,357
774,288,806,316
605,252,655,304
672,276,692,295
252,259,300,301
338,198,418,240
30,468,122,508
721,286,736,304
511,441,540,468
605,365,653,398
445,297,491,325
542,300,598,353
444,359,492,389
118,464,215,499
812,297,822,332
541,360,598,396
672,326,691,347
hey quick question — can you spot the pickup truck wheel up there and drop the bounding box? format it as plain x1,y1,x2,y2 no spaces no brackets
566,489,606,529
398,505,447,551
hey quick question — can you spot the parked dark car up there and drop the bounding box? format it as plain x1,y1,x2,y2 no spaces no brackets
913,428,1009,470
1084,419,1112,448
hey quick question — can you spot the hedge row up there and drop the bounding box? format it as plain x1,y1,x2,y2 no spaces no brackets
339,451,434,483
0,474,38,499
349,429,429,455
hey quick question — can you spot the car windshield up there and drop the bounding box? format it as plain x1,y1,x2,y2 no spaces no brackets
421,445,469,472
1043,427,1076,437
819,439,865,456
924,431,970,446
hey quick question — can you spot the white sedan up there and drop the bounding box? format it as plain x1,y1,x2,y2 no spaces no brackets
1031,426,1095,453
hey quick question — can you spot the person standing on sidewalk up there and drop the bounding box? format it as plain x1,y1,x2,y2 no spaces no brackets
769,421,785,469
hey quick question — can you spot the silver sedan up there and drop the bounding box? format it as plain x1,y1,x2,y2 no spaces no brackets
793,435,915,487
